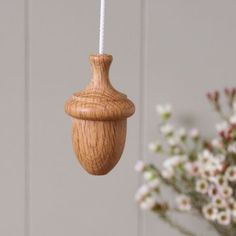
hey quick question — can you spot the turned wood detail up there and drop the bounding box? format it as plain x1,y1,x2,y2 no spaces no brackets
65,54,135,175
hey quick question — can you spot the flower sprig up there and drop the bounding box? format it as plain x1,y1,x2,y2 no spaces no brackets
135,88,236,236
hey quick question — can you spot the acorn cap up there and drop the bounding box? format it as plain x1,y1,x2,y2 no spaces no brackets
65,54,135,121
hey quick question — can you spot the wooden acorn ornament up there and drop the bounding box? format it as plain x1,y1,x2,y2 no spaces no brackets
65,54,135,175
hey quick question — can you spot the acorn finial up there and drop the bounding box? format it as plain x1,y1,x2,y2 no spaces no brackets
65,54,135,175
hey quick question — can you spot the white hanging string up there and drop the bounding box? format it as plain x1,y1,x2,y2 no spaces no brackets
99,0,105,54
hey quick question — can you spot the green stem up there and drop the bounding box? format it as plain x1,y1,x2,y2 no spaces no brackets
159,214,197,236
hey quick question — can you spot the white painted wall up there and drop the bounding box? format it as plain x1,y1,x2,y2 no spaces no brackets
1,0,236,235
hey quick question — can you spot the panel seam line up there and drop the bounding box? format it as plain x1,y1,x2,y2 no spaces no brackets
24,0,30,235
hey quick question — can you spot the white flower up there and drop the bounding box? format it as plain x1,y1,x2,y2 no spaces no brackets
148,141,162,152
227,198,236,217
176,128,187,140
202,204,218,221
189,128,199,140
135,185,150,202
167,137,179,147
198,152,224,178
148,178,160,190
184,162,200,176
217,210,231,226
228,143,236,154
203,156,224,173
171,146,182,155
176,195,191,211
216,154,226,163
211,139,223,150
195,179,209,194
212,195,227,208
200,170,212,179
156,104,172,120
230,114,236,125
211,175,227,187
138,185,150,195
198,150,214,164
161,168,174,179
163,155,187,170
135,191,143,202
134,160,145,172
203,163,218,175
180,155,188,162
198,150,213,171
184,162,194,173
160,124,174,136
220,185,233,199
216,121,229,133
143,171,155,181
140,196,156,210
163,156,180,169
225,166,236,182
208,185,219,198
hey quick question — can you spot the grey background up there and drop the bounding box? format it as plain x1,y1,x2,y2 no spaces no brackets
1,0,236,235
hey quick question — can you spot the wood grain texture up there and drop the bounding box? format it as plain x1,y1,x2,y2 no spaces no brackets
65,54,135,175
72,119,126,175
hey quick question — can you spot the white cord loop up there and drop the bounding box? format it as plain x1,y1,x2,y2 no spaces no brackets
99,0,105,54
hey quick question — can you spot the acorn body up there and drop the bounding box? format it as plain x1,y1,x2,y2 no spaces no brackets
65,54,135,175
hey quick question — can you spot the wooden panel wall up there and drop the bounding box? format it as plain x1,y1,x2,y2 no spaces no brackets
143,1,236,235
1,1,236,235
0,0,25,235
